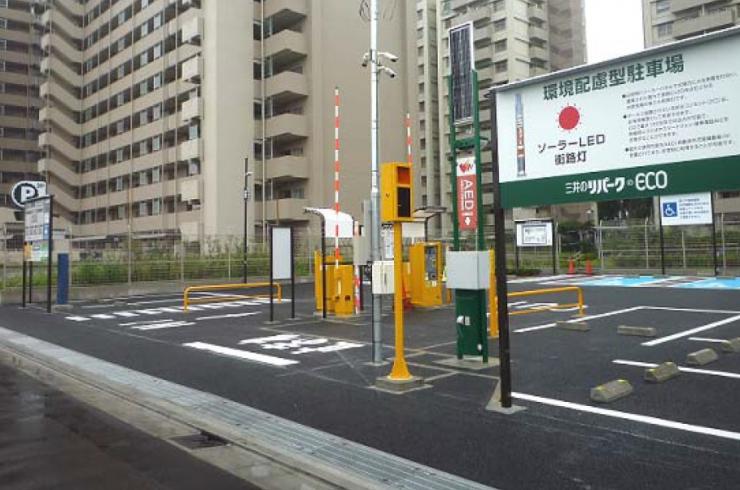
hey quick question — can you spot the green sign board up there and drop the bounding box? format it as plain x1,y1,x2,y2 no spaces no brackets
494,28,740,208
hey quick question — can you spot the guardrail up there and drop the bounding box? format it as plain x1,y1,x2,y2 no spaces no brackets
183,282,282,311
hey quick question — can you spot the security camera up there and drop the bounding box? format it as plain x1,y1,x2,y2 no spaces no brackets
361,52,370,68
380,66,397,79
379,52,399,63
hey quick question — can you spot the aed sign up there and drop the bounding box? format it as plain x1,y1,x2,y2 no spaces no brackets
659,192,713,226
11,181,47,208
456,156,478,231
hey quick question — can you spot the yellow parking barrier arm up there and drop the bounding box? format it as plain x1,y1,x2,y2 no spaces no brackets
507,286,585,317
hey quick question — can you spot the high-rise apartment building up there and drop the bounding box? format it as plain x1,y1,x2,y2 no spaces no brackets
411,0,589,235
27,0,413,244
643,0,740,217
0,0,43,228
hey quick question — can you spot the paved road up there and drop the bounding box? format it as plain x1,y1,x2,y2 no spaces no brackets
0,363,253,490
2,281,739,489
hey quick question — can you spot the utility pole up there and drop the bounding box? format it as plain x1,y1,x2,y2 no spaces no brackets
369,0,382,364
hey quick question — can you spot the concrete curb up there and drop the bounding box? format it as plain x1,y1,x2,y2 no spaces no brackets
0,327,493,490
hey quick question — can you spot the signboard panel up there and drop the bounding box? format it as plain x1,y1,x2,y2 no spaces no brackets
24,197,51,262
516,221,553,247
271,227,292,280
659,192,713,226
495,29,740,208
456,156,478,231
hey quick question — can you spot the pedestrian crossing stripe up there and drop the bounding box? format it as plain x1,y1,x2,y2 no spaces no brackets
65,299,290,323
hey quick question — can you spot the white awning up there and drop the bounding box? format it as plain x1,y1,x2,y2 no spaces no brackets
304,207,355,238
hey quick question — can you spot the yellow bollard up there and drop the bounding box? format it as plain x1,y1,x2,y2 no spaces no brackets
389,221,412,380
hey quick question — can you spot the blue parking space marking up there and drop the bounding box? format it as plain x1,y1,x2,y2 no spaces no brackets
577,276,659,287
676,278,740,290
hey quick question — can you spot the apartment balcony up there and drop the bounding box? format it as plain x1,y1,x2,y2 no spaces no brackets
530,45,549,62
265,155,309,181
40,81,81,112
181,96,202,123
528,25,548,42
38,157,79,185
264,29,308,62
673,9,737,38
265,0,307,19
256,198,309,222
179,138,201,161
38,131,81,161
182,56,202,83
41,56,82,87
528,4,547,22
264,71,308,100
181,16,203,44
41,8,83,39
179,178,200,202
266,113,308,140
39,106,76,130
671,0,712,13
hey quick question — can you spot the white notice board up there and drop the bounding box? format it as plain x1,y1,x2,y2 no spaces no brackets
516,221,553,247
271,227,292,280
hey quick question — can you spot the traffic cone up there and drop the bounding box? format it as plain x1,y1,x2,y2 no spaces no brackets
567,258,576,275
585,260,593,276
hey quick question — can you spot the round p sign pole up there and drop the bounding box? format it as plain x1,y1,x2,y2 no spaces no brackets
11,181,47,209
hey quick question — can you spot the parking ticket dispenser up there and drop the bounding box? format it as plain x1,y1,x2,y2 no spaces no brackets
409,242,444,308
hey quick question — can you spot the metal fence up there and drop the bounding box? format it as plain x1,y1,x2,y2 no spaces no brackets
3,219,740,292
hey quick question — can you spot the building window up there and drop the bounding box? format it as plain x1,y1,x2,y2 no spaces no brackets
153,13,162,29
493,19,506,32
139,141,148,155
153,73,161,89
656,0,670,14
153,44,162,59
139,201,148,216
188,124,199,140
139,80,148,95
493,0,504,12
140,51,149,65
657,22,672,37
140,110,148,125
494,60,508,73
152,166,161,182
115,176,123,192
152,199,161,215
151,136,161,152
140,22,149,37
494,39,507,52
116,148,124,162
152,105,161,120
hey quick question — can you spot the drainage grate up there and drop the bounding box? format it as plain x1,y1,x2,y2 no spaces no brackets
171,430,229,450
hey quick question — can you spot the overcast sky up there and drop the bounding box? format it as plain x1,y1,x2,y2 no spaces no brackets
584,0,645,63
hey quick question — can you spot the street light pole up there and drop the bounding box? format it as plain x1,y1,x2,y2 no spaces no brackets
369,0,382,364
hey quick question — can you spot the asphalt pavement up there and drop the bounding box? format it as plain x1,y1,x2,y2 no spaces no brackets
1,279,739,489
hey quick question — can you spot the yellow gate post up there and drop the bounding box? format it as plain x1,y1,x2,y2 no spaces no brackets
489,249,499,338
389,221,412,380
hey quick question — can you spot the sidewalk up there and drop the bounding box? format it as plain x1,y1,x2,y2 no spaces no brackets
0,363,254,490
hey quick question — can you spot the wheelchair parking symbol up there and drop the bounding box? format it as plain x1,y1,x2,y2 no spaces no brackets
662,202,678,218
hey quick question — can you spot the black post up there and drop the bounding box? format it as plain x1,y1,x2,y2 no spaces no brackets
290,226,296,319
47,196,54,313
269,225,274,323
488,92,513,408
321,219,327,319
658,210,666,275
514,243,520,274
711,193,719,276
243,158,249,284
29,260,33,304
22,246,27,308
551,221,557,275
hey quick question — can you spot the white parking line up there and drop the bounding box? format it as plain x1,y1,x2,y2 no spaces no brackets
512,392,740,442
65,316,90,322
645,306,740,315
613,359,740,380
132,321,195,331
513,306,643,334
119,318,174,327
183,342,298,367
689,337,727,343
196,312,260,321
642,314,740,346
113,311,139,317
91,314,117,320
